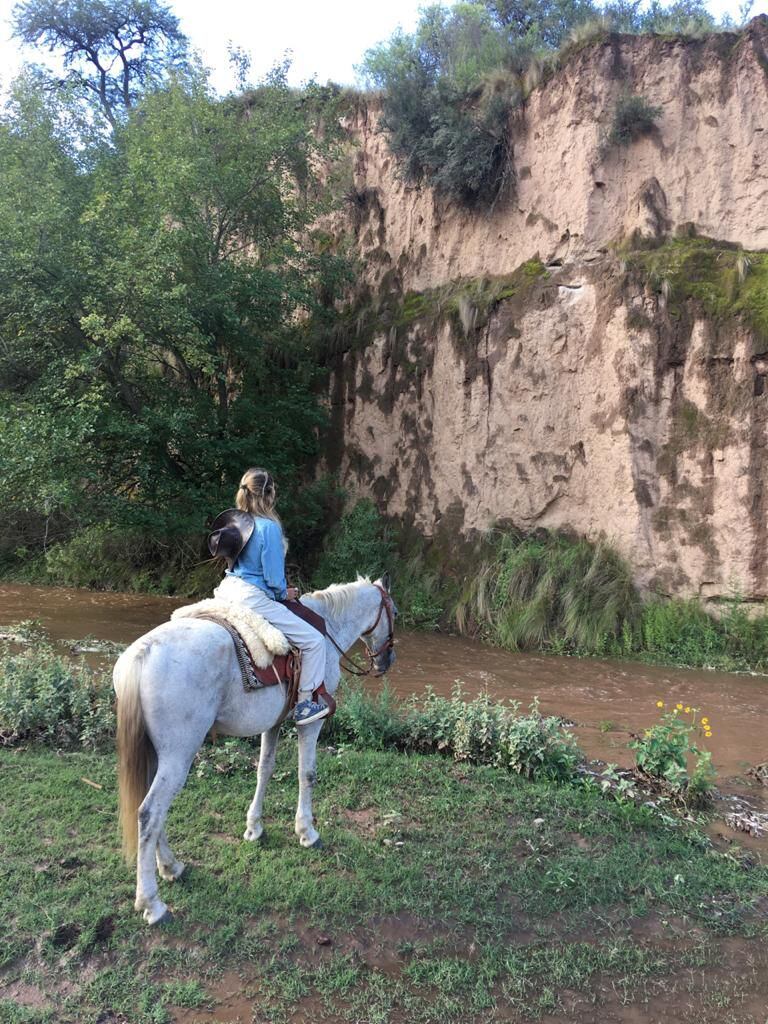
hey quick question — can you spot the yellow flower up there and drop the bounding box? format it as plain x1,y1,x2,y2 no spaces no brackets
705,731,713,738
701,717,709,725
676,703,683,710
684,706,691,713
656,701,664,708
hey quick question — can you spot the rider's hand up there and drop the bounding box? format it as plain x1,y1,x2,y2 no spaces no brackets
286,587,300,600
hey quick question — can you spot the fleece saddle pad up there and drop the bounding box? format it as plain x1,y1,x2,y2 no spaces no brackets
170,598,326,692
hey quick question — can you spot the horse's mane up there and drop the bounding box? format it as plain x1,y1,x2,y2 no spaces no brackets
304,577,372,619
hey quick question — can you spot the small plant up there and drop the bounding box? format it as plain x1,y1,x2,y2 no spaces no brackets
608,93,662,146
496,699,581,781
327,683,583,782
194,738,258,780
630,702,716,806
0,619,48,642
0,644,115,748
599,763,637,802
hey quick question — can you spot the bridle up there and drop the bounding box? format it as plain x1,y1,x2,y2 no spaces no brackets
326,583,396,678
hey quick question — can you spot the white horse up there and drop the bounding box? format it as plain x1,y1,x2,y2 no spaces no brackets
114,576,396,925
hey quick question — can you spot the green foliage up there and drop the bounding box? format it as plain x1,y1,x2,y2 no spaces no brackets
639,596,768,673
327,683,407,750
456,530,642,654
608,92,663,145
624,237,768,348
0,62,348,575
361,0,730,205
641,599,724,666
311,500,394,588
485,0,601,47
630,705,716,807
603,0,719,34
43,524,221,595
327,683,583,782
360,4,518,205
0,645,115,748
394,554,446,630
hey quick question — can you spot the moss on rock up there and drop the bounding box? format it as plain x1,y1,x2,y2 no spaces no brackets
625,237,768,350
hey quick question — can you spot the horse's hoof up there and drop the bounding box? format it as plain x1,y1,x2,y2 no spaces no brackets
308,837,323,850
244,827,265,844
143,901,170,926
160,860,185,882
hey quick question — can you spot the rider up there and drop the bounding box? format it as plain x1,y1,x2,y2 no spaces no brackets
212,467,329,726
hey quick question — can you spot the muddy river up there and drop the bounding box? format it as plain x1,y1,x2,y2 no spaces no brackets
1,582,766,784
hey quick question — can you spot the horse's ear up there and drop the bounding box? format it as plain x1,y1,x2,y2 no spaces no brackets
381,571,391,592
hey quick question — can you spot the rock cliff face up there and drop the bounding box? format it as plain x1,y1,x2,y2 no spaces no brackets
326,19,768,600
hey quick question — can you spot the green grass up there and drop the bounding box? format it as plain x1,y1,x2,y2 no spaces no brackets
1,743,766,1023
624,237,768,350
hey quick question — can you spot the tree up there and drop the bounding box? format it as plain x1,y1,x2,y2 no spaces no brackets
483,0,598,47
12,0,188,127
0,67,348,571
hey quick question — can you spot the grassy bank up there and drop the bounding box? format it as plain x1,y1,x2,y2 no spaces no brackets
1,740,767,1024
0,644,719,807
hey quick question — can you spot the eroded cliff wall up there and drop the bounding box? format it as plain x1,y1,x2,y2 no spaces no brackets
326,19,768,600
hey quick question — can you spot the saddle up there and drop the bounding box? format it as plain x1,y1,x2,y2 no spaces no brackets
171,597,336,720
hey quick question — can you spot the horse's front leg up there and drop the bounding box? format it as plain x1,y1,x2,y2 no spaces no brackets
244,724,281,842
295,720,324,848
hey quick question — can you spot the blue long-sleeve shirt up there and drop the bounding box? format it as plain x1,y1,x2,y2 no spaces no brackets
228,516,288,600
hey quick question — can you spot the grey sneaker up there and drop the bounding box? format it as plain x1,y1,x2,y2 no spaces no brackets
294,698,329,726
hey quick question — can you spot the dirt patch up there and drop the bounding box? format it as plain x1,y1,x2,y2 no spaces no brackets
340,807,378,836
0,980,49,1009
171,970,254,1024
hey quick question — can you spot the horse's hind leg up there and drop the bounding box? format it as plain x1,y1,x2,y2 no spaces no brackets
295,720,324,848
147,745,185,882
156,828,185,882
135,756,192,925
244,724,280,842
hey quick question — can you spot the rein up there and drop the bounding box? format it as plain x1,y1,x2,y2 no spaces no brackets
324,583,395,678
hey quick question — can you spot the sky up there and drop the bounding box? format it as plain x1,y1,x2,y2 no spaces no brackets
0,0,767,95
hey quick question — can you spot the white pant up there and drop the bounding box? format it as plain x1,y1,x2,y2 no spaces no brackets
213,575,325,695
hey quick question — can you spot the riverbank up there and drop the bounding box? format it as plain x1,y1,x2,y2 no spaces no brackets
1,741,767,1024
3,582,768,785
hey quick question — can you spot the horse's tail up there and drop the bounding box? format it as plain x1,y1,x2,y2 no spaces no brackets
115,641,154,864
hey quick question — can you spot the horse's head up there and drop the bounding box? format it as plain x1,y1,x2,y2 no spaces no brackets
364,573,397,676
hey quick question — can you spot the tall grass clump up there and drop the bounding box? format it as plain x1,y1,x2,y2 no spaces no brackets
0,645,115,748
456,531,641,655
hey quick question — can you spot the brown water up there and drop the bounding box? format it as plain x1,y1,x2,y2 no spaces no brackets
1,583,766,781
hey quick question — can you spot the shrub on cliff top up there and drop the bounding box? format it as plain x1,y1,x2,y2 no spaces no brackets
361,0,729,205
360,5,517,205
